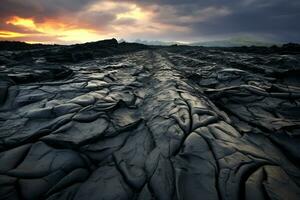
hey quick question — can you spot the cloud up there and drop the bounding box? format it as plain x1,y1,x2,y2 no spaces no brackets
0,0,299,43
188,0,300,42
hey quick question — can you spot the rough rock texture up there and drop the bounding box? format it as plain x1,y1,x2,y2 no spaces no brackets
0,44,300,200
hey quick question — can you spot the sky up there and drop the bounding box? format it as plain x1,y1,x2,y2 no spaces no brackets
0,0,299,44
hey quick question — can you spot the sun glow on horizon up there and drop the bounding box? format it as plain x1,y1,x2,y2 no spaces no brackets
4,16,105,43
0,30,27,38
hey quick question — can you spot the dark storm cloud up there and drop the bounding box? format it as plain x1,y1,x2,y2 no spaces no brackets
132,0,300,42
0,0,97,19
188,0,300,42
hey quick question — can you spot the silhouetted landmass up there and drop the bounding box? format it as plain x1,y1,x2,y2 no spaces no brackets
46,39,147,62
0,39,300,200
0,41,59,51
0,39,148,64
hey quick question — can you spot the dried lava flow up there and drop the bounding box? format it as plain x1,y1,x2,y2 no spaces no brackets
0,48,300,200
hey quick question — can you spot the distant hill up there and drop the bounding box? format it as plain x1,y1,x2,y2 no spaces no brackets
221,43,300,55
132,36,279,47
134,39,179,46
191,36,278,47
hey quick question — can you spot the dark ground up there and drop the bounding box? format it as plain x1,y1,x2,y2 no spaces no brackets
0,39,300,200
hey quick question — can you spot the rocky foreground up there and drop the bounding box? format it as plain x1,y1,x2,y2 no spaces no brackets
0,40,300,200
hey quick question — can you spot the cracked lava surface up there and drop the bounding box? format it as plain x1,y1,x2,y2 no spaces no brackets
0,47,300,200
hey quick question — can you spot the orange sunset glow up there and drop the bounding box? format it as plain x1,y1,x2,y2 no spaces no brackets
0,1,189,44
7,16,103,42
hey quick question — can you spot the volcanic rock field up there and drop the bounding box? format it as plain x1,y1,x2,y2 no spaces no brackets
0,40,300,200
